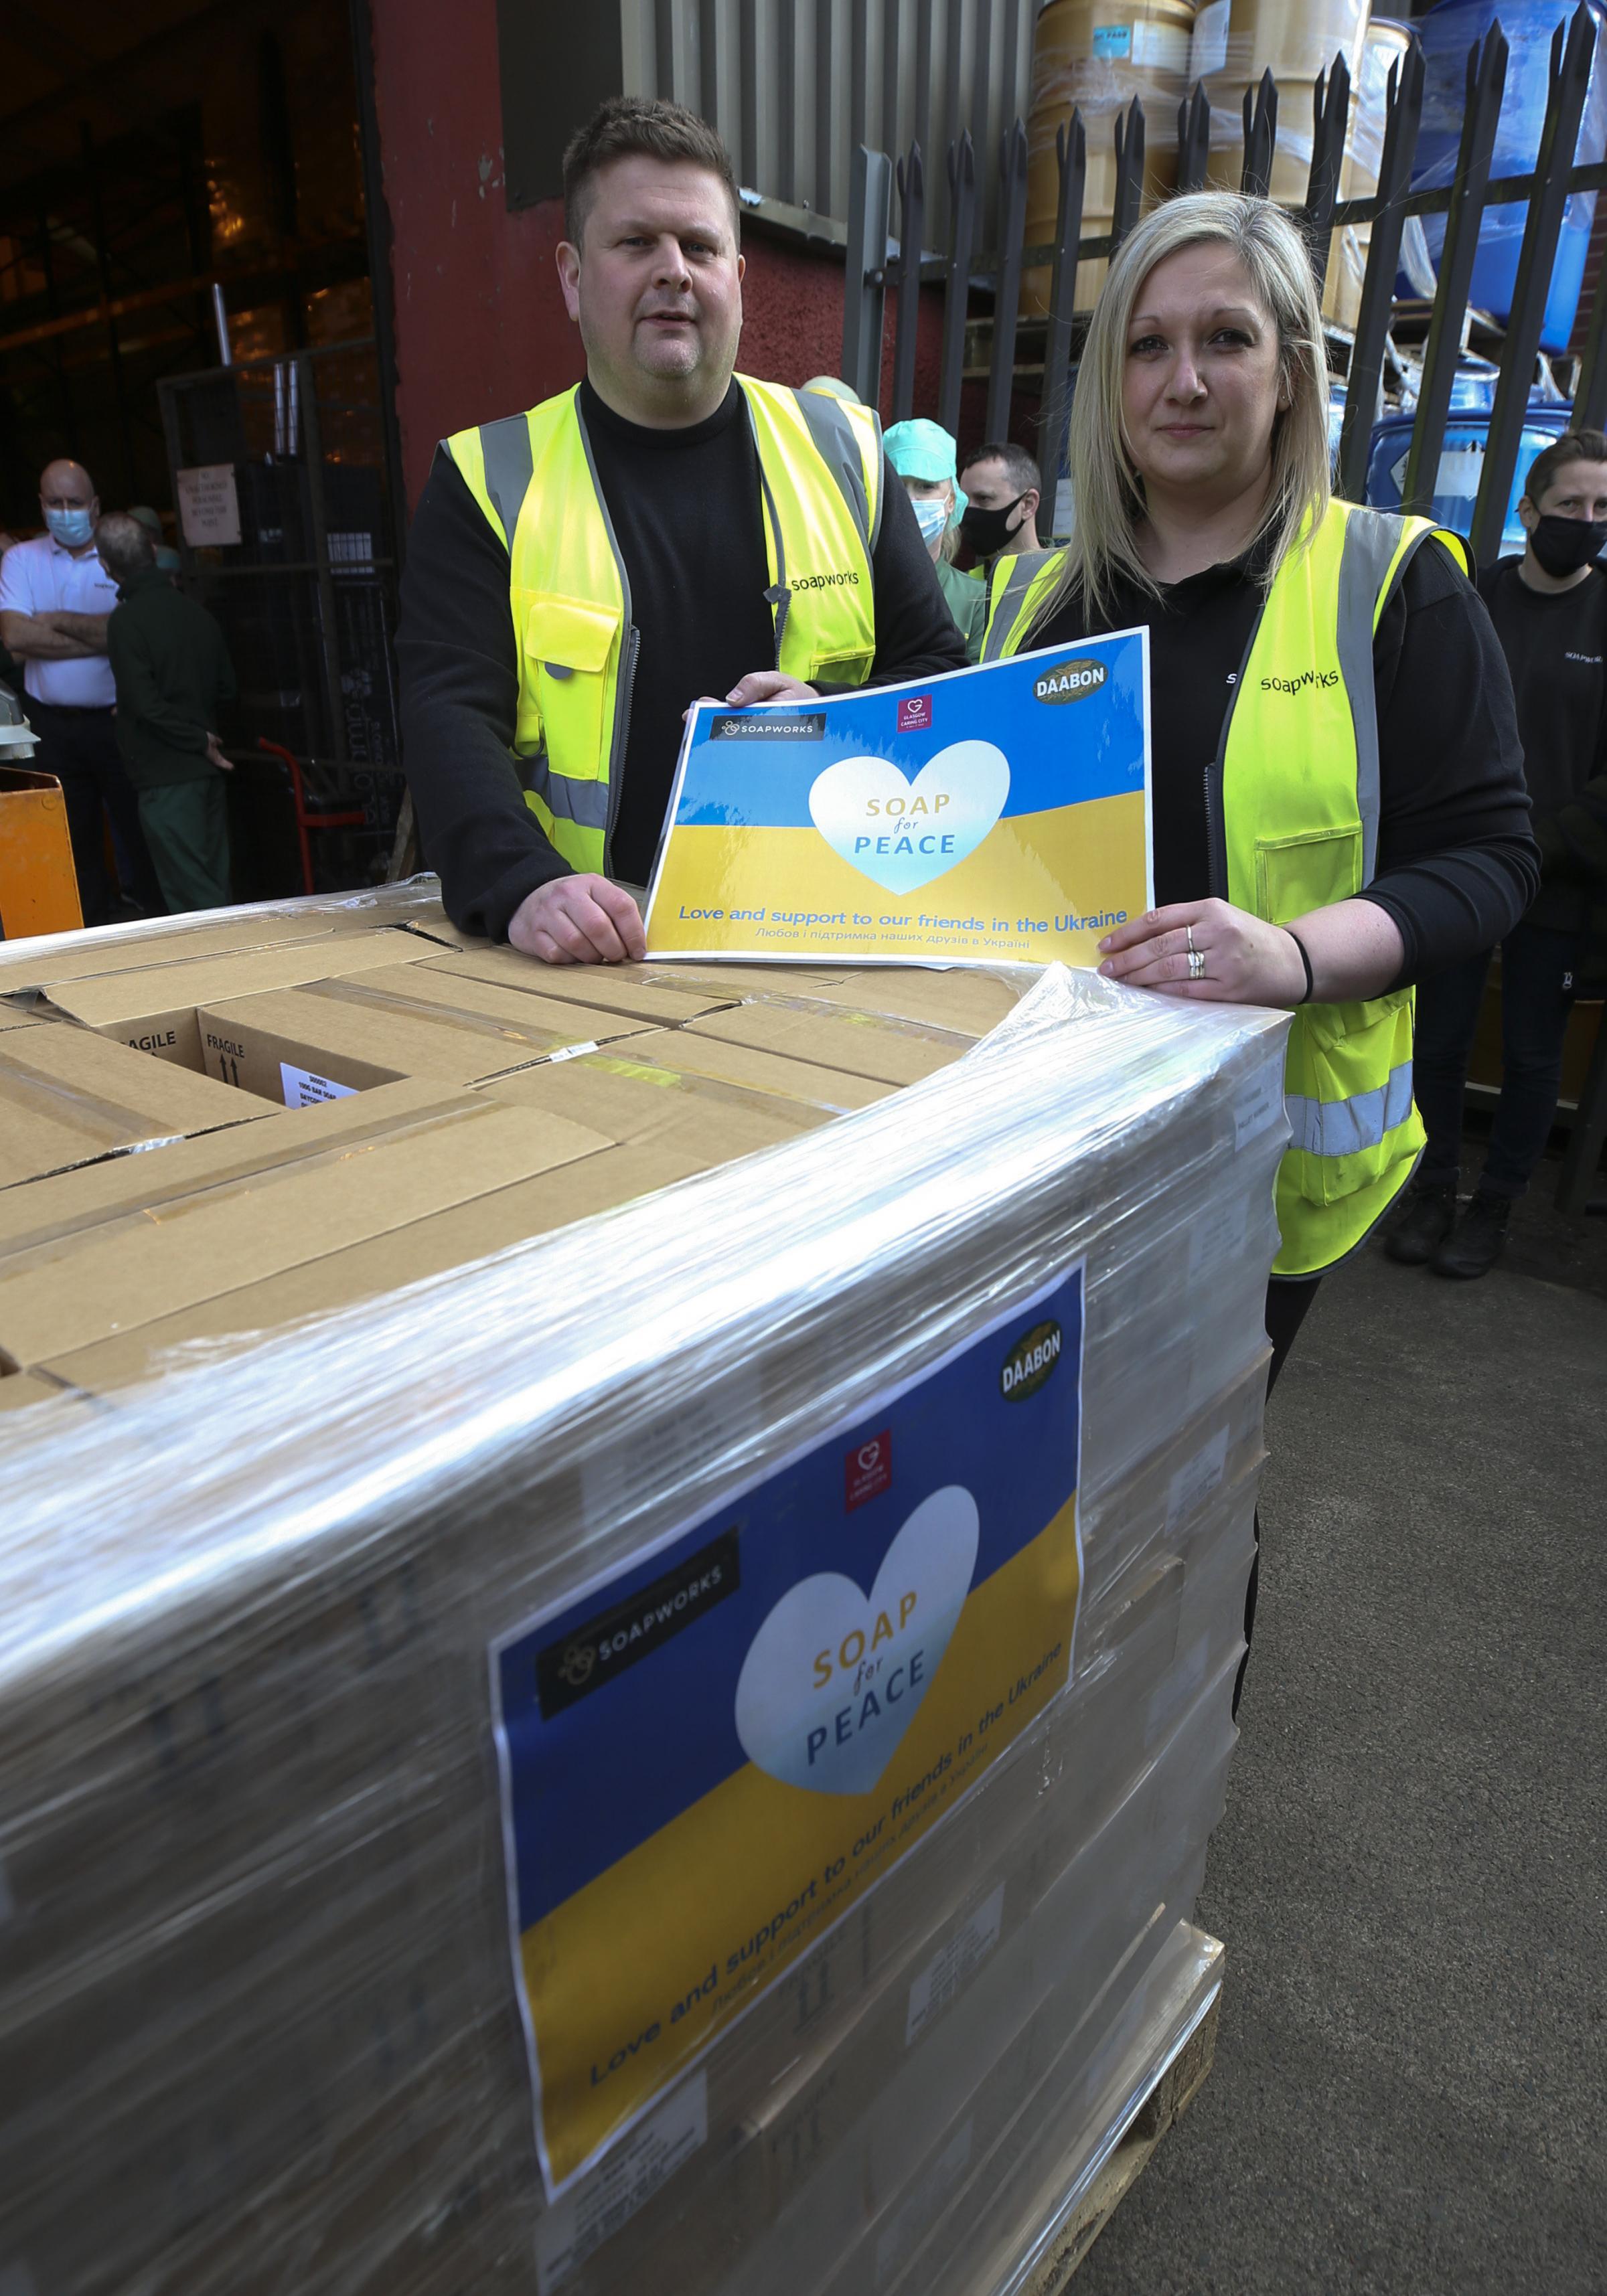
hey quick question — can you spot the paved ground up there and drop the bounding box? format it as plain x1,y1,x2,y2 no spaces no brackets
1075,1158,1607,2295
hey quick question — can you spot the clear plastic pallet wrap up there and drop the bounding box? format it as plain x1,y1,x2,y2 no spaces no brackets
0,965,1288,2296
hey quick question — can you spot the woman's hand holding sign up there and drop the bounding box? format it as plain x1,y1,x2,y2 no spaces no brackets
1097,896,1406,1007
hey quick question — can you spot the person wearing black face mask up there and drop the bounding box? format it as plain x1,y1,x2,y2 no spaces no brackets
958,442,1043,570
1388,431,1607,1278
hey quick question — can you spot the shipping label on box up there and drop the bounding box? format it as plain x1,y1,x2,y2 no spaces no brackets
491,1262,1087,2196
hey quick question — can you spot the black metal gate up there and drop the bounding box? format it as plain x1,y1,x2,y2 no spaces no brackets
842,4,1607,563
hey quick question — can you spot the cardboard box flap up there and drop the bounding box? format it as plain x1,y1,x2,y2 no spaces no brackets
686,1002,968,1088
0,912,370,996
481,1050,825,1157
196,976,656,1101
759,967,1034,1038
0,1369,75,1414
46,1139,726,1398
37,930,439,1068
649,963,854,997
0,1026,270,1190
0,1078,480,1258
0,1096,613,1369
617,1028,894,1113
311,964,664,1046
417,947,741,1026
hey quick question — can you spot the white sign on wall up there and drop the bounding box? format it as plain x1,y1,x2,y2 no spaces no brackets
175,464,242,548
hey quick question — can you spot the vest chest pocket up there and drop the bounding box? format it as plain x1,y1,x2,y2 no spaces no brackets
1253,825,1362,925
520,592,621,781
804,644,876,687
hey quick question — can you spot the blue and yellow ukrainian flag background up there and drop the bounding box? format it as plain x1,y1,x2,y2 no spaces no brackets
491,1266,1087,2193
644,633,1151,967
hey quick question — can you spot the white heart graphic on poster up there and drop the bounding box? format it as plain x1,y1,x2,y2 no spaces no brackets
808,744,1011,894
734,1486,979,1798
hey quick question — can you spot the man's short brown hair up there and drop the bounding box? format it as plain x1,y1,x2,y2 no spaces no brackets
562,96,740,250
1521,427,1607,509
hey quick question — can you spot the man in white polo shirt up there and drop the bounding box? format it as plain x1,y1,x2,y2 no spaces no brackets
0,457,159,924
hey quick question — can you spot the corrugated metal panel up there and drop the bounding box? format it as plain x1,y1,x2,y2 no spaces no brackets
623,0,1038,242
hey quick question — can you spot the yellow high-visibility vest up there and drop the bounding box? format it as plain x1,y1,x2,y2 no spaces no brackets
982,499,1470,1275
444,376,883,874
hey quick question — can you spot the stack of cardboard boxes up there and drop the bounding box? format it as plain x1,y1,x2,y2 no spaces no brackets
0,889,1022,1400
0,886,1289,2296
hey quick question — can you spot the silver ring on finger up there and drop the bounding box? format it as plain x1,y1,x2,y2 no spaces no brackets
1185,922,1197,956
1188,948,1207,981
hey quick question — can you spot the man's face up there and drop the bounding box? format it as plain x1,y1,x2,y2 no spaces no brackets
1526,461,1607,529
558,157,744,424
960,457,1035,538
40,461,98,530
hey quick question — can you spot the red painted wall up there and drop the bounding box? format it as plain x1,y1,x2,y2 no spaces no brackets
368,0,948,509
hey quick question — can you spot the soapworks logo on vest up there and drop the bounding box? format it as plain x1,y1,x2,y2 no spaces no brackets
792,568,860,592
1259,667,1341,695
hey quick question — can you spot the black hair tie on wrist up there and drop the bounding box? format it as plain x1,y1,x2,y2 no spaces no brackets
1286,927,1314,1005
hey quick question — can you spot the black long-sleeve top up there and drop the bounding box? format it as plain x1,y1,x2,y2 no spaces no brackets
1027,534,1539,985
396,380,968,940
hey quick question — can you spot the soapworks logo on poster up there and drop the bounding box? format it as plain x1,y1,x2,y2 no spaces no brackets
536,1530,741,1716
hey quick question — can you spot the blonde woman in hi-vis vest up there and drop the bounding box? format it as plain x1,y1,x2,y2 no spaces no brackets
980,193,1536,1388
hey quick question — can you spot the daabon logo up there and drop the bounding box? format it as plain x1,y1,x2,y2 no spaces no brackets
1000,1319,1063,1402
1032,656,1107,704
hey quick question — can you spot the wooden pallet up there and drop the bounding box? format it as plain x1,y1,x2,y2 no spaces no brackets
1018,1985,1220,2296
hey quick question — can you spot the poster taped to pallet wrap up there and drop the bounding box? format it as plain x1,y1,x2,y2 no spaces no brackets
642,635,1152,967
491,1259,1087,2195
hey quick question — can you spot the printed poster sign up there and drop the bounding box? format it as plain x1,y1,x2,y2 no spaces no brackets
643,633,1151,967
174,463,242,548
490,1263,1087,2196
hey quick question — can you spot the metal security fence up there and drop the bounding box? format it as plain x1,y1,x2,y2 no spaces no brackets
156,337,406,898
840,3,1607,564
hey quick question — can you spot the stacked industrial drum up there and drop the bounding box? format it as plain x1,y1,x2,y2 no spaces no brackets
1023,1,1404,333
1023,1,1199,315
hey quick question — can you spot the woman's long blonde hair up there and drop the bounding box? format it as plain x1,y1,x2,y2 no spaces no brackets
1057,191,1331,623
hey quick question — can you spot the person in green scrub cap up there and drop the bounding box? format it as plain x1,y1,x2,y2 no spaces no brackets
883,418,987,660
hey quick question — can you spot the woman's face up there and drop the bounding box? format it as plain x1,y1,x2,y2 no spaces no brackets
903,475,953,561
1121,243,1286,509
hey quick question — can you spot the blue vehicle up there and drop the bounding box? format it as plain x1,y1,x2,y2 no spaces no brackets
1362,404,1574,559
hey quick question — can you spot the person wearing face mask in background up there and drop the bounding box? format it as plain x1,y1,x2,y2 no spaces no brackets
884,418,987,659
1388,430,1607,1278
958,441,1043,574
0,458,160,924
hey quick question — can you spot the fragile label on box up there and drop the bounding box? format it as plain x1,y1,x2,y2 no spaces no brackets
491,1263,1087,2194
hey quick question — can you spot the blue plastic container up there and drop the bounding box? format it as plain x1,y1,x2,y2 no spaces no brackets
1363,403,1573,556
1409,0,1607,353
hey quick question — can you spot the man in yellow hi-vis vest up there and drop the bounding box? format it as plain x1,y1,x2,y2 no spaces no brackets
397,98,967,965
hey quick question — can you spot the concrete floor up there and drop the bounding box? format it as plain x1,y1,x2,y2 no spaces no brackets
1075,1171,1607,2295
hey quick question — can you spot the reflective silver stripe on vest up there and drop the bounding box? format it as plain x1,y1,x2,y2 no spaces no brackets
980,550,1057,663
525,752,611,831
477,412,536,552
791,388,876,556
1335,507,1413,886
1284,1058,1413,1160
